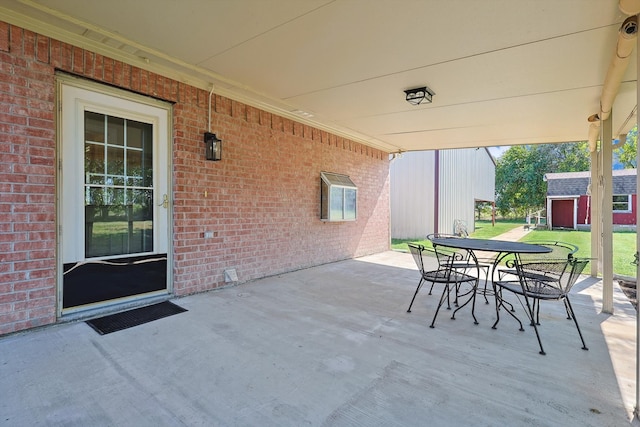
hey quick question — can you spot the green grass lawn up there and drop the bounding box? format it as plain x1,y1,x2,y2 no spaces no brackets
391,219,638,277
468,219,525,239
391,219,524,251
522,228,637,277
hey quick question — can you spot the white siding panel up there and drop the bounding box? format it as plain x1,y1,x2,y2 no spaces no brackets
439,148,495,234
474,149,496,202
390,151,435,239
391,148,494,239
439,149,471,235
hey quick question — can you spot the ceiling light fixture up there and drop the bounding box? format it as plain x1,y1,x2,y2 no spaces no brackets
404,86,435,105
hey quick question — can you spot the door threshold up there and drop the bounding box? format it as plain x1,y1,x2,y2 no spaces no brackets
60,293,170,324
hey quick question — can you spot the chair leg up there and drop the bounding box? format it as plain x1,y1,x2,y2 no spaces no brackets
471,281,479,324
407,278,425,313
534,299,540,326
453,283,459,307
499,298,517,313
430,284,452,328
522,294,546,355
564,297,588,351
563,299,573,320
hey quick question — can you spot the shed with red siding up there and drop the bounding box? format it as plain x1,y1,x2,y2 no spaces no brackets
545,169,637,230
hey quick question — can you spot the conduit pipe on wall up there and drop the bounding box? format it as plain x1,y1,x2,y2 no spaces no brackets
587,107,636,152
587,15,638,152
612,132,627,149
208,85,215,132
613,104,638,148
588,116,601,152
600,15,637,121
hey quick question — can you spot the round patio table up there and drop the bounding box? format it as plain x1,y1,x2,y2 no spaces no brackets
428,237,552,328
429,236,552,285
429,237,552,256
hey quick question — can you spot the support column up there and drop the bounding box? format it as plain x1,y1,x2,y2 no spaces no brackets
601,113,614,314
433,150,440,234
590,149,601,277
636,117,640,418
635,23,640,420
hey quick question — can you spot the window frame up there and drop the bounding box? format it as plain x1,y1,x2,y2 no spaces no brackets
320,172,357,222
612,194,631,212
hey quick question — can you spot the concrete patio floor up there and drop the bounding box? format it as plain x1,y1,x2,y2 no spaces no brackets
1,250,638,426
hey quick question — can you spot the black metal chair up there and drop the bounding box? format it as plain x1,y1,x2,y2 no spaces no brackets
496,241,579,318
428,233,493,304
497,241,578,282
492,257,590,355
406,243,479,327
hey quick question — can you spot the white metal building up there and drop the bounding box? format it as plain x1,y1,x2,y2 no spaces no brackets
390,148,496,239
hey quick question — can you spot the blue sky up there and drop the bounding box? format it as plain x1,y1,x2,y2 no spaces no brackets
488,146,509,158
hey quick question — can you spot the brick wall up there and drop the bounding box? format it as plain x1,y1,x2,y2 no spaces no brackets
0,22,57,334
0,21,390,335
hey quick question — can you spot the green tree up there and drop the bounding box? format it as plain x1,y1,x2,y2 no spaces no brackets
615,124,637,168
544,141,591,172
495,142,590,217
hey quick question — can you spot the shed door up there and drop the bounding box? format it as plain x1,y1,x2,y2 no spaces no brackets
551,199,574,229
59,79,171,313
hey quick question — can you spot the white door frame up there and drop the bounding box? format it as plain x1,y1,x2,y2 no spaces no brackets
56,74,173,317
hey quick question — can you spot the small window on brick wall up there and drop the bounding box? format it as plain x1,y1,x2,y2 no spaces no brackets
613,194,631,212
320,172,357,221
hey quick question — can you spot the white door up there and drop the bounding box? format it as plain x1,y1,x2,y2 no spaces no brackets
58,76,171,314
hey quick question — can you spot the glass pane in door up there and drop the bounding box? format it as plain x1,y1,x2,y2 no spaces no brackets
84,111,154,258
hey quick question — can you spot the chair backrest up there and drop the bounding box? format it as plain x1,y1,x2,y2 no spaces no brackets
432,244,460,269
560,258,590,293
427,233,474,266
516,259,569,284
519,241,578,263
517,258,589,295
408,242,456,273
408,243,425,274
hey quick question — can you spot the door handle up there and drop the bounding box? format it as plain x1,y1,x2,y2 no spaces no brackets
158,194,169,209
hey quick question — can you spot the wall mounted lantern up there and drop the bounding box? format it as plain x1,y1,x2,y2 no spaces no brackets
404,86,435,105
204,132,222,161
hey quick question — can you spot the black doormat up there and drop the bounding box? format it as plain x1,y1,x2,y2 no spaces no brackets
86,301,187,335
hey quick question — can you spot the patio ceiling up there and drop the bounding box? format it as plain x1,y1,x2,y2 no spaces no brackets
0,0,637,153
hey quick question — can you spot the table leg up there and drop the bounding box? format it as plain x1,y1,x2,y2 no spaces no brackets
491,252,524,331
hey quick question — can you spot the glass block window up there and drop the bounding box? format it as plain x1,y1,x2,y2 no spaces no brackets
320,172,357,221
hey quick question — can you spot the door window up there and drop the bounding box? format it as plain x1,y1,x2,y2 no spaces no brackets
84,112,154,257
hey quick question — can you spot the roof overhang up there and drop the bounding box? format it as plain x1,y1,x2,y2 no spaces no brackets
0,0,637,153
